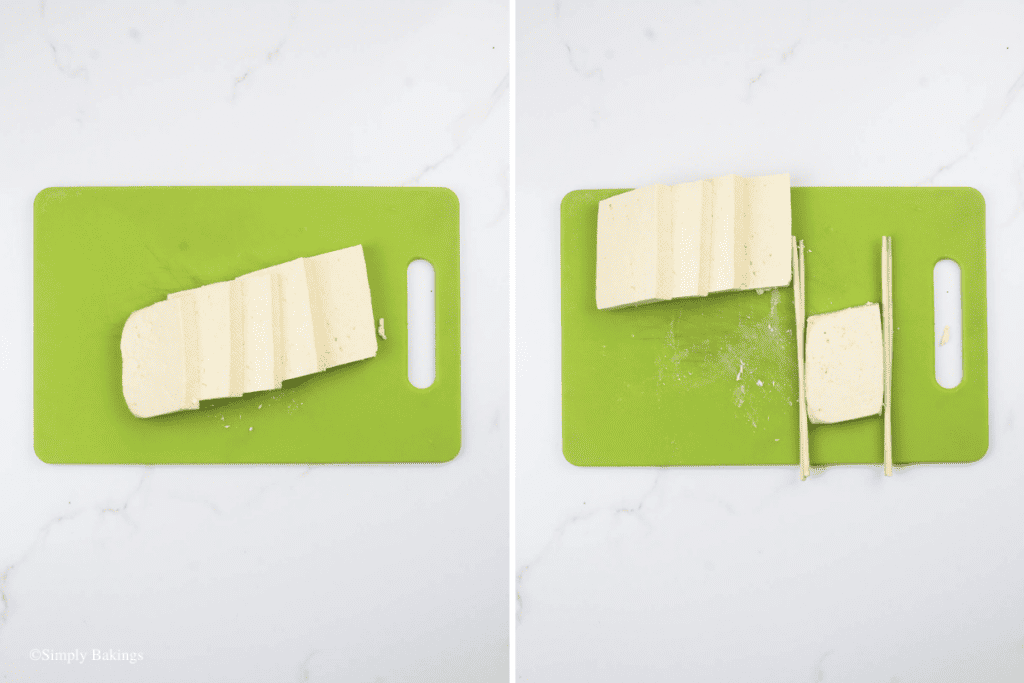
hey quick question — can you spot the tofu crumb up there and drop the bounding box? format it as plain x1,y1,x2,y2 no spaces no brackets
249,427,253,432
225,425,230,428
756,380,763,387
378,318,387,340
940,325,950,346
258,404,262,409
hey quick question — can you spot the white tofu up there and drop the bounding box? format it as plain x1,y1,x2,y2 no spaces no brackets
670,180,708,298
304,244,378,370
273,258,319,380
695,179,714,297
804,303,884,424
121,244,377,417
238,270,281,393
176,292,202,410
169,281,234,400
120,298,196,418
708,174,740,293
596,185,671,309
228,279,244,397
740,173,792,290
595,173,792,308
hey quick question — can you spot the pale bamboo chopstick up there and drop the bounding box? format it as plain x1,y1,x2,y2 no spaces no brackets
882,236,894,476
793,236,809,480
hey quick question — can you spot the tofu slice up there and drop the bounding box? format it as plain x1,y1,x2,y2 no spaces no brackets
121,298,197,417
237,259,319,384
670,180,708,298
169,281,235,400
596,185,671,309
228,279,245,397
708,174,740,294
804,303,884,425
237,270,282,393
740,173,792,290
304,244,378,370
273,258,319,381
695,179,715,297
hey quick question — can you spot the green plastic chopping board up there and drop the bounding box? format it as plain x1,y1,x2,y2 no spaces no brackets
561,187,987,467
34,186,460,464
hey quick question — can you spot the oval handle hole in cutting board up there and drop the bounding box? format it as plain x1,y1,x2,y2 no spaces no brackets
407,259,435,388
933,259,963,389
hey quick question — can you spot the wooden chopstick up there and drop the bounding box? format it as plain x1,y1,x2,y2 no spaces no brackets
793,236,809,480
882,236,894,476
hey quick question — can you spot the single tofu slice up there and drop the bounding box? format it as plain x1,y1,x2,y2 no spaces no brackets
707,174,740,294
237,270,282,393
304,244,378,370
241,259,319,382
273,258,319,381
804,303,884,424
670,180,709,298
228,279,245,397
737,173,792,290
695,179,715,297
121,298,196,417
169,281,234,401
596,185,671,309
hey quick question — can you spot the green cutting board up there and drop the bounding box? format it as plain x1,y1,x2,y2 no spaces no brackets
561,187,987,467
34,187,460,464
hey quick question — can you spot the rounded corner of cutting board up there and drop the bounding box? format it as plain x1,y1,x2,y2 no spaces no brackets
560,190,586,214
33,441,61,465
958,186,985,214
33,186,65,213
441,186,460,204
562,443,590,467
962,436,990,464
436,437,463,464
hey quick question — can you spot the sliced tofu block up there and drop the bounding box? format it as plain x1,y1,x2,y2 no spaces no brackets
304,244,378,370
238,270,282,393
121,298,196,418
169,281,234,400
121,244,376,417
596,184,672,309
596,173,791,308
804,303,884,425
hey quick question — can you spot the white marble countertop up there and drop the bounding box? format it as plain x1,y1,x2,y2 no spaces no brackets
0,1,508,681
516,1,1023,681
